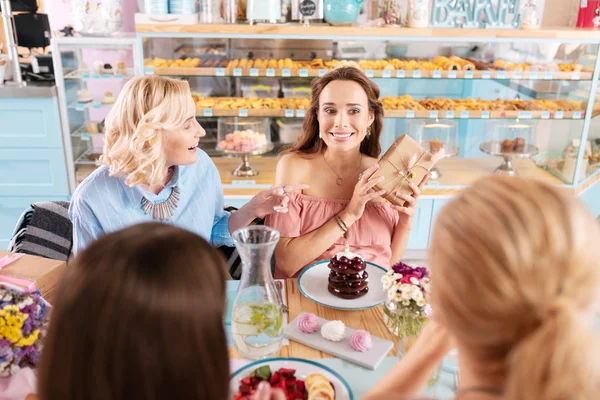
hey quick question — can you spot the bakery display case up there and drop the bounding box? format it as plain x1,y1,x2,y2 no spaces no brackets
137,26,600,192
51,35,141,193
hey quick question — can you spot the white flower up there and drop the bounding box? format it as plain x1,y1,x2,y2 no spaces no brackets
422,277,430,284
401,291,412,300
400,284,412,292
412,290,424,301
423,282,431,292
387,289,397,300
382,280,393,290
392,273,403,281
402,300,411,306
416,299,426,307
394,292,403,302
410,277,419,285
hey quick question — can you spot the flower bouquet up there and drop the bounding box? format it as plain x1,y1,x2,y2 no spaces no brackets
381,262,431,351
0,284,50,377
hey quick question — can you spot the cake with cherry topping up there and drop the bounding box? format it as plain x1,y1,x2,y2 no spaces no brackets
327,251,369,299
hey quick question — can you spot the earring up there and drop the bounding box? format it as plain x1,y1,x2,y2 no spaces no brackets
366,126,372,137
319,131,323,139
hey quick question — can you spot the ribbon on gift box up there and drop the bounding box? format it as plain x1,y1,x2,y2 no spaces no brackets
370,135,446,207
380,149,445,205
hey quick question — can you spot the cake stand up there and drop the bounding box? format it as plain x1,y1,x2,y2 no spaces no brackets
480,141,539,176
422,142,460,180
219,144,274,177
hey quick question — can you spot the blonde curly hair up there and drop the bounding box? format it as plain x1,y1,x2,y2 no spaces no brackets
100,75,194,187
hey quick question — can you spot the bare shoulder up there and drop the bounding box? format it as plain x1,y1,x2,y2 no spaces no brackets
275,152,316,186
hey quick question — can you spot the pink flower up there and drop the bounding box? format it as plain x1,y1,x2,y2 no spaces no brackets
401,274,419,284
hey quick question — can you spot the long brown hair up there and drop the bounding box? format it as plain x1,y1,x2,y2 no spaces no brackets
38,223,230,400
430,176,600,400
287,67,384,158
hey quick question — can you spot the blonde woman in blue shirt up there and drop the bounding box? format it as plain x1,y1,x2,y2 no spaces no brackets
69,75,304,253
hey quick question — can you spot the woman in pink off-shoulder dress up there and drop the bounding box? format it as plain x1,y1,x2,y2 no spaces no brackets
266,67,427,278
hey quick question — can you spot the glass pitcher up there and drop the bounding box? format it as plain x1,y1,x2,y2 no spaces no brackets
231,226,284,360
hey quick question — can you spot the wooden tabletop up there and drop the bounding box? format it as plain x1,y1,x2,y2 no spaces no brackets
229,279,397,359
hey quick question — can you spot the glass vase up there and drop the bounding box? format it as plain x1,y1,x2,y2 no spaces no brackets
231,226,284,360
383,298,440,385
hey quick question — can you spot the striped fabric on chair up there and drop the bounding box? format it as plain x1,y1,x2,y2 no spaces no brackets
9,202,72,261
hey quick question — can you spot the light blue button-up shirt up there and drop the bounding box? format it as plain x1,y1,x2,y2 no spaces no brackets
69,149,234,254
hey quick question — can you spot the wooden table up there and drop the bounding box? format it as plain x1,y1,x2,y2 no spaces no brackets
229,279,397,359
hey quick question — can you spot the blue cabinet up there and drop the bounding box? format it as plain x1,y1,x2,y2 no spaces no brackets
0,93,69,250
406,199,433,250
0,148,69,196
578,181,600,217
0,98,63,148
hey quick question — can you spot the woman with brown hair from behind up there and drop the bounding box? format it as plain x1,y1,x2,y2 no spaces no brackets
37,222,232,400
364,175,600,400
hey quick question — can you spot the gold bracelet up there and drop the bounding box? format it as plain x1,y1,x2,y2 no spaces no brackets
337,214,349,232
333,214,348,239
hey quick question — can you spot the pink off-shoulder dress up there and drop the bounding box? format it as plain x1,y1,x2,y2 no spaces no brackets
265,192,402,278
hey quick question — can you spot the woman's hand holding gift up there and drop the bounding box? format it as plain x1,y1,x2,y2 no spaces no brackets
392,174,429,222
341,163,387,223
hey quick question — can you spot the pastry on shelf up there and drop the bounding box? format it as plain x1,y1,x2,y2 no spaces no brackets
433,56,460,71
101,91,115,104
79,62,91,74
216,129,268,153
145,57,201,68
93,61,104,74
449,56,475,71
86,152,101,161
429,139,444,153
102,63,113,75
84,120,100,134
501,139,515,152
116,61,127,75
514,137,527,152
327,251,369,300
76,89,93,103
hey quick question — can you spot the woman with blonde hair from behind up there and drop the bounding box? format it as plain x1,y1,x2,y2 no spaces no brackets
69,75,303,254
364,175,600,400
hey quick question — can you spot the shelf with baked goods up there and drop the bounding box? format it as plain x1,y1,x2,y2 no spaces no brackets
192,96,594,120
68,99,115,111
144,56,592,81
64,68,135,81
74,149,101,166
70,124,104,139
147,66,593,81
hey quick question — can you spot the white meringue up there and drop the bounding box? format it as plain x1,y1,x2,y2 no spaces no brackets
321,320,346,342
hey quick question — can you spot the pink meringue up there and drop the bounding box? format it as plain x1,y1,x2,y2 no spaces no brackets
349,330,373,352
297,313,320,334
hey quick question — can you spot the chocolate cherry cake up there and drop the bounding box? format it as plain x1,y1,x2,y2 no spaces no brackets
327,252,369,299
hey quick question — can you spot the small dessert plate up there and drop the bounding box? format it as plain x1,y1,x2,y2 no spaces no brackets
230,357,353,400
284,314,394,370
297,261,387,310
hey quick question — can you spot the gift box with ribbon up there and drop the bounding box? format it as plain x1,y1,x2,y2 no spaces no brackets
369,134,445,207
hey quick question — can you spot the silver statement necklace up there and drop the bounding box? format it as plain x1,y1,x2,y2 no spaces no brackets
140,167,180,220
